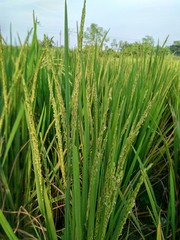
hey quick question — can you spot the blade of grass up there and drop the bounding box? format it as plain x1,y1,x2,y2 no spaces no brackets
0,210,18,240
64,1,71,239
2,104,24,166
44,187,58,240
157,211,165,240
72,145,82,240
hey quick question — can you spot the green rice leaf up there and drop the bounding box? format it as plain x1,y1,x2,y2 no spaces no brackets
0,210,18,240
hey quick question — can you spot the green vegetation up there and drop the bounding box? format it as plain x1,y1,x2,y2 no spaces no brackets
0,1,180,239
83,23,110,47
169,41,180,56
83,24,172,57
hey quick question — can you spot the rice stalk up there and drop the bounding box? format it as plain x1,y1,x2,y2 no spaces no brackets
86,106,109,239
71,0,86,141
22,74,44,215
47,72,66,187
113,165,152,240
64,1,71,239
54,72,67,146
7,30,33,99
77,0,86,53
31,53,45,104
115,99,153,186
0,34,8,112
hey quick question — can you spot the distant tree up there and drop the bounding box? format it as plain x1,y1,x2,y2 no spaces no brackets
142,35,154,47
83,23,109,47
169,41,180,56
141,35,155,54
106,35,170,57
119,38,154,56
121,42,143,56
111,39,119,52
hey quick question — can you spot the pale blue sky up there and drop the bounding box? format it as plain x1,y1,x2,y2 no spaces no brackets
0,0,179,47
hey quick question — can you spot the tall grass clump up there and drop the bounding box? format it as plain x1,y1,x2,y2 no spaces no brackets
0,0,180,239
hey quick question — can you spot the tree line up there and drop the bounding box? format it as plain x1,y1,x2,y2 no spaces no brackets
38,23,180,57
83,23,180,56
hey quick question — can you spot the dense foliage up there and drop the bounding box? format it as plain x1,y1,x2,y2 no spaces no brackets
0,1,180,239
169,41,180,56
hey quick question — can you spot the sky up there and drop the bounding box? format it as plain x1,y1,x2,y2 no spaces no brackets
0,0,180,47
